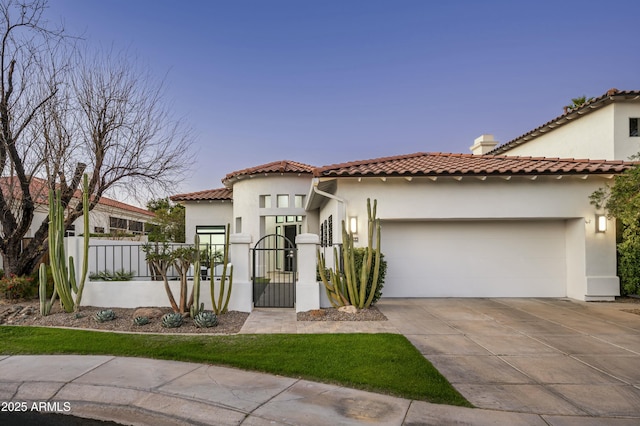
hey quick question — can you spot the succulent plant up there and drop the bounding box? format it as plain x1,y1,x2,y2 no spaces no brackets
94,309,116,323
161,312,184,328
193,311,218,328
133,316,150,326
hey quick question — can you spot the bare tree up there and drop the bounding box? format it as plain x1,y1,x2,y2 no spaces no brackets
0,0,193,276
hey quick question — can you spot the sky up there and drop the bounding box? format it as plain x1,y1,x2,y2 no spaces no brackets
43,0,640,201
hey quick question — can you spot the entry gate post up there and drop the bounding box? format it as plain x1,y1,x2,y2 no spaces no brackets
295,233,320,312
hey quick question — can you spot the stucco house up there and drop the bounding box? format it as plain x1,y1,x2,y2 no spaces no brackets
0,176,154,265
13,176,156,239
171,89,640,306
488,88,640,160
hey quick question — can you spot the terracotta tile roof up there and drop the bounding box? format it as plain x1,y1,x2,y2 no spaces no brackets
0,176,154,217
314,152,635,177
92,196,155,217
223,160,315,185
171,187,233,202
489,88,640,155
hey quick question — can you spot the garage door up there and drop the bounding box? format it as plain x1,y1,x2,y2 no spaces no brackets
381,220,567,297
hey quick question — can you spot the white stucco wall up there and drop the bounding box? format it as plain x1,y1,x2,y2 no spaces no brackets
315,175,618,300
81,279,250,312
183,200,233,244
331,176,607,222
231,174,312,241
613,103,640,160
501,102,640,162
502,106,615,160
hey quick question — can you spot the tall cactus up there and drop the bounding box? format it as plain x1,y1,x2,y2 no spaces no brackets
40,174,91,314
317,248,350,308
317,198,381,309
211,223,233,315
38,263,56,315
189,235,204,318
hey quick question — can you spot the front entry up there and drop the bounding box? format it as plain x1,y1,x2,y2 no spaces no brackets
252,234,297,308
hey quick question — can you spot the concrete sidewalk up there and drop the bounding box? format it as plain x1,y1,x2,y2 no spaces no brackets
1,354,625,426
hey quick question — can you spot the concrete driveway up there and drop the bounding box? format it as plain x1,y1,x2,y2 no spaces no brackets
377,298,640,418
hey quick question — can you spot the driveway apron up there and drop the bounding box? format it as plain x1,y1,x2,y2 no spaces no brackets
377,298,640,417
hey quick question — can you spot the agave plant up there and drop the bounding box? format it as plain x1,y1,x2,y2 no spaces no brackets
133,316,150,326
94,309,116,323
161,312,184,328
193,311,218,328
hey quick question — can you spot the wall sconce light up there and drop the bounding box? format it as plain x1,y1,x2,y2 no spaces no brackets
349,216,358,234
596,214,607,233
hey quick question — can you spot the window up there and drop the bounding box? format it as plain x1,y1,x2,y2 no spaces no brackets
196,226,226,246
631,118,639,137
196,226,227,265
277,194,289,208
109,216,127,231
322,219,328,247
94,226,105,234
259,195,271,208
128,220,143,234
294,195,305,208
109,216,144,235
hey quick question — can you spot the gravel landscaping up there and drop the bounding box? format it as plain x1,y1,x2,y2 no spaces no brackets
1,299,387,334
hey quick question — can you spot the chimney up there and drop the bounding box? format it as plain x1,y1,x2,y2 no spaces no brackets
470,134,498,155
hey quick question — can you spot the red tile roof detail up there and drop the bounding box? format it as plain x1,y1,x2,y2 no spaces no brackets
92,196,155,217
0,176,154,217
223,160,315,184
171,187,233,202
489,89,640,155
314,152,635,177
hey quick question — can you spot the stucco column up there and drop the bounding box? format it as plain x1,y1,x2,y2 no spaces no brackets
295,233,320,312
229,233,253,312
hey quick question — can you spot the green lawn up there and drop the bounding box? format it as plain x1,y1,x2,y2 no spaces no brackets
0,326,470,407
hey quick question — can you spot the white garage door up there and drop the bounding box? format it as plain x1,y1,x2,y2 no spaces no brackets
381,220,567,297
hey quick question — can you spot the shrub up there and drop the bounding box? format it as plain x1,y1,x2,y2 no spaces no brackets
89,269,135,281
618,227,640,295
0,274,37,300
352,248,387,305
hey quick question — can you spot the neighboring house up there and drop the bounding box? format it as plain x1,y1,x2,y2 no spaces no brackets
0,176,154,241
488,88,640,160
171,89,640,304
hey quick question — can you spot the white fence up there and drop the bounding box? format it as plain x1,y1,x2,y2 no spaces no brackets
65,233,323,313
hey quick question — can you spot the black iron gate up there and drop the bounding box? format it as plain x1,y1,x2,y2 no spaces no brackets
252,234,297,308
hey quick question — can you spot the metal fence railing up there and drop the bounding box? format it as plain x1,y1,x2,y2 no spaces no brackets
87,242,227,281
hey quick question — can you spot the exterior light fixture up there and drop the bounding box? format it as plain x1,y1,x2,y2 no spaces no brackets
349,216,358,234
596,214,607,233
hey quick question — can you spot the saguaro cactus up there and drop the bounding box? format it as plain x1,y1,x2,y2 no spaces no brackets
39,174,91,314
